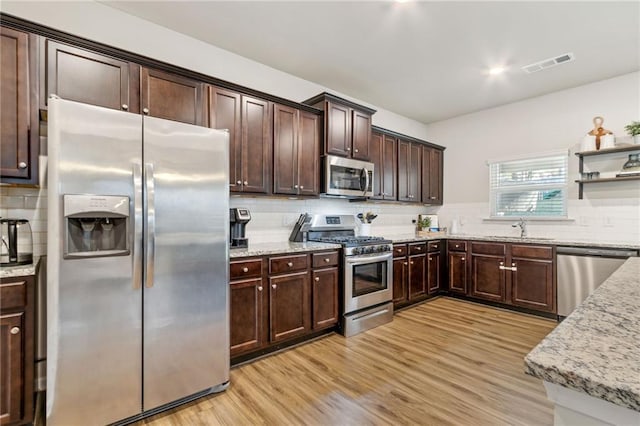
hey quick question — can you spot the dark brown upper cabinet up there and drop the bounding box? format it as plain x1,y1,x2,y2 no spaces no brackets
141,68,205,126
422,146,443,205
209,87,271,194
1,27,38,185
303,92,375,161
397,140,421,203
43,39,139,113
273,104,320,196
370,131,397,201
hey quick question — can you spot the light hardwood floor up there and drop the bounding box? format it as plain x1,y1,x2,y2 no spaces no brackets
138,297,556,425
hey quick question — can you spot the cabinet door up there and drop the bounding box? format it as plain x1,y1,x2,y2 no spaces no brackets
448,252,468,294
297,111,321,196
1,28,35,182
241,96,271,193
422,147,443,204
230,279,265,357
382,135,397,200
470,254,506,302
397,140,411,202
369,132,384,200
273,104,298,195
141,67,205,125
209,86,241,192
351,109,371,161
312,268,339,330
408,255,426,300
325,101,350,156
427,252,441,294
0,312,25,425
408,143,422,203
392,258,408,305
511,258,555,312
269,271,310,343
45,40,137,113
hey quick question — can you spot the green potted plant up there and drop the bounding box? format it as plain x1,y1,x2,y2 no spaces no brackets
417,215,431,232
624,121,640,145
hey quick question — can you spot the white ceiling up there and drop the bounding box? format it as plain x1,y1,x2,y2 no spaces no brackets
102,1,639,124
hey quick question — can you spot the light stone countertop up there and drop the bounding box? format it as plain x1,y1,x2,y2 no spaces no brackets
525,257,640,411
229,241,342,258
386,233,640,250
1,263,37,278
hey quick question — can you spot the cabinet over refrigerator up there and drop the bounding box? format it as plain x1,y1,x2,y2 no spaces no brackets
47,97,230,425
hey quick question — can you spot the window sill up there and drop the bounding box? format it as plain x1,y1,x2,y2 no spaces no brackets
483,217,576,222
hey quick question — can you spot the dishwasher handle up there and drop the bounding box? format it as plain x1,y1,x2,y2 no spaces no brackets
556,246,638,258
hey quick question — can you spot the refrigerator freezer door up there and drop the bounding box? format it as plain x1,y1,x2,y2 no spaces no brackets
47,98,143,425
142,116,230,410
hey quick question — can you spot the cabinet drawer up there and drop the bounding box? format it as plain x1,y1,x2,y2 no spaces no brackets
511,244,553,260
448,240,467,252
427,241,442,252
230,259,263,280
393,244,407,258
269,254,309,274
409,243,427,255
471,242,506,256
0,280,27,310
312,251,340,268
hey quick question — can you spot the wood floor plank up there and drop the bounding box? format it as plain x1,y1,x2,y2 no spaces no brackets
138,297,556,426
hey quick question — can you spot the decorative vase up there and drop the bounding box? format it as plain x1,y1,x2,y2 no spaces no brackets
359,223,371,237
634,134,640,145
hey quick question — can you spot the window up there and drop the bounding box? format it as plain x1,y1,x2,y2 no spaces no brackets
489,152,568,218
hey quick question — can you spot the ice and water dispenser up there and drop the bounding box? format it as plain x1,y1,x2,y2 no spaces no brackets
64,195,130,258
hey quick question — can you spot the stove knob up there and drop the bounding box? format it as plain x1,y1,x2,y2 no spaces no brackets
352,247,361,255
366,246,374,254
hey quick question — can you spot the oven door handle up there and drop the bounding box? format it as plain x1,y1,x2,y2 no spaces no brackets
345,252,392,265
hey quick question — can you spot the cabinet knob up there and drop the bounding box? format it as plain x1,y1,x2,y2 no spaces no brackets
346,147,351,151
121,104,129,111
300,185,304,189
403,262,408,266
428,256,432,261
500,261,504,265
430,196,437,200
512,263,516,267
287,262,293,267
455,244,459,248
315,277,320,282
18,162,27,169
324,258,330,263
461,257,465,261
242,267,249,273
397,249,401,252
416,247,422,251
243,181,248,185
434,245,439,249
143,108,149,115
410,261,414,265
258,286,263,292
354,149,359,153
237,180,242,185
294,185,298,189
10,327,20,335
272,284,277,289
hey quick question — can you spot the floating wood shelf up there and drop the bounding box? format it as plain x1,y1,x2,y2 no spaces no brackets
574,176,640,184
576,144,640,199
576,144,640,157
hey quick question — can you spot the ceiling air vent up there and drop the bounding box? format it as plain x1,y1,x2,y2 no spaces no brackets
522,52,575,74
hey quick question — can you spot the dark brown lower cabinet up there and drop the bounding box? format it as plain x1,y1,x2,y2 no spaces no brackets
408,254,426,300
312,268,339,330
448,252,468,294
229,278,265,357
510,245,556,313
427,251,441,294
470,254,506,302
392,258,409,305
0,276,34,426
269,272,310,342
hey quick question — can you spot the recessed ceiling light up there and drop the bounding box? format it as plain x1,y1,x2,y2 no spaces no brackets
489,67,506,75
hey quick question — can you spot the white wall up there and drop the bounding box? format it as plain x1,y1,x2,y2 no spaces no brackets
1,1,430,140
428,72,640,243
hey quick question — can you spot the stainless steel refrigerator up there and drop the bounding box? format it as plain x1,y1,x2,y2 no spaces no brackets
47,97,230,425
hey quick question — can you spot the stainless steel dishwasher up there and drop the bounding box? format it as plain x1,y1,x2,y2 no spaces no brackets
557,246,638,317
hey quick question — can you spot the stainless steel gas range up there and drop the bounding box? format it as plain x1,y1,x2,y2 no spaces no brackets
290,214,393,336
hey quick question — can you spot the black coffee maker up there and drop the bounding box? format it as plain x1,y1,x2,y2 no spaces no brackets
1,218,33,266
229,208,251,249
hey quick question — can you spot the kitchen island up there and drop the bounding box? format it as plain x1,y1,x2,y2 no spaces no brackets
525,257,640,425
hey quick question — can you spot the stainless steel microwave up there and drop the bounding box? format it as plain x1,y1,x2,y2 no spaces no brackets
323,155,374,197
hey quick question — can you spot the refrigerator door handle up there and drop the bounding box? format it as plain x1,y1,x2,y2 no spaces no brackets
133,163,143,289
144,163,156,288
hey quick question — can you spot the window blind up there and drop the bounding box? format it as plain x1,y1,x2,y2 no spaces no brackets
489,154,568,218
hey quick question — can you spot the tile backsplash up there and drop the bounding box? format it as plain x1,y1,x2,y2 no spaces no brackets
2,184,637,261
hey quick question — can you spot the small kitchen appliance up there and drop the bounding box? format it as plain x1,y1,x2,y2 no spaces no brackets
1,218,33,266
290,214,393,336
322,155,374,198
230,208,251,249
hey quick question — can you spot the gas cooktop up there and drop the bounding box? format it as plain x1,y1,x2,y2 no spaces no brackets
313,235,390,247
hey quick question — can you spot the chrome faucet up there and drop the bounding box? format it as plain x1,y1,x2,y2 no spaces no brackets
512,218,527,238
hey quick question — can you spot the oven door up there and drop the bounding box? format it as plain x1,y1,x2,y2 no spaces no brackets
344,252,392,314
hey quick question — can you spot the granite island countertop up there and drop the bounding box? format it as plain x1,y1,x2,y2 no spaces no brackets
524,257,640,411
229,241,342,258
